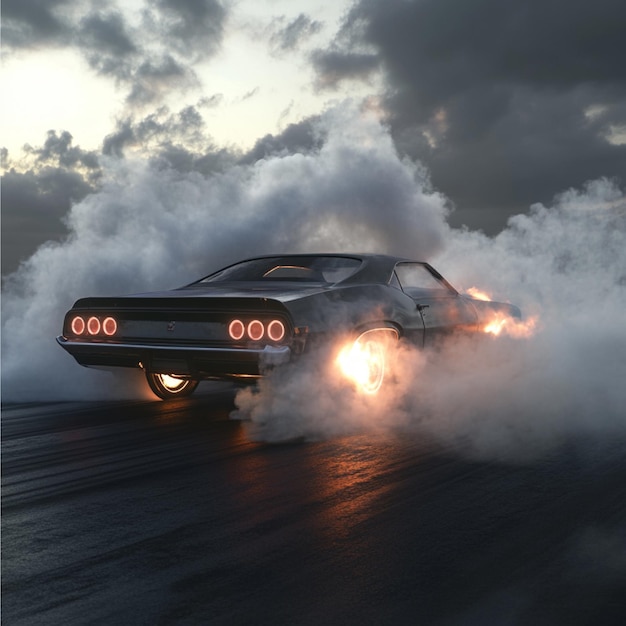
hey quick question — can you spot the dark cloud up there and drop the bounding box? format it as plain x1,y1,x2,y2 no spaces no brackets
312,50,379,88
241,118,321,164
127,56,198,105
2,0,73,49
268,14,323,54
117,0,227,105
1,167,95,277
3,1,228,107
78,10,137,80
145,0,226,59
1,132,101,275
102,105,225,162
24,130,100,175
102,106,235,174
1,112,237,276
79,10,136,58
315,0,626,232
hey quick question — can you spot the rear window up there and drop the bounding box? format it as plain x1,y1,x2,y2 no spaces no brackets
198,256,362,284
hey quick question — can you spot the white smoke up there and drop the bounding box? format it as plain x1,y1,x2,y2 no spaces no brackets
1,103,449,400
235,177,626,459
2,102,625,460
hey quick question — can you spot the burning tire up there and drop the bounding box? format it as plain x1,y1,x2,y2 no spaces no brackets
337,328,398,394
146,373,199,400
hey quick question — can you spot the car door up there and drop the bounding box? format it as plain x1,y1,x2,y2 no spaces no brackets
394,263,478,344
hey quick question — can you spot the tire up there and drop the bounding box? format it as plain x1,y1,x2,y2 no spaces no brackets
145,373,199,400
338,328,398,394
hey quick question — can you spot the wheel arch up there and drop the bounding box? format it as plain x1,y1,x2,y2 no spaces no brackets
353,321,402,340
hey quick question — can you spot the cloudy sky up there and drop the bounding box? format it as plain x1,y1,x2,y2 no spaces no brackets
2,0,625,275
2,0,625,440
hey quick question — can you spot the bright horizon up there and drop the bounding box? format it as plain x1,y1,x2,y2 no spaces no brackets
1,0,363,156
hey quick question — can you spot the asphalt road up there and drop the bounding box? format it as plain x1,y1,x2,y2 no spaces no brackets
2,386,625,625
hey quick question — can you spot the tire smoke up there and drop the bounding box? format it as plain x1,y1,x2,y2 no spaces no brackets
2,103,625,460
235,178,626,458
1,104,448,400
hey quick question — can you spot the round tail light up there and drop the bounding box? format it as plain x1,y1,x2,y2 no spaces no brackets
228,319,245,341
102,317,117,336
247,320,264,341
87,316,101,335
267,319,285,342
71,316,86,335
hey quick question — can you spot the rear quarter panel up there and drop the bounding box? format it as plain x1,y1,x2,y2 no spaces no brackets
281,283,421,339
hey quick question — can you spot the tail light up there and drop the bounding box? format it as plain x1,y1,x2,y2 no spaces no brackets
247,320,265,341
228,319,246,341
102,317,118,336
71,316,86,335
68,314,118,337
87,316,101,335
267,319,285,341
227,318,288,343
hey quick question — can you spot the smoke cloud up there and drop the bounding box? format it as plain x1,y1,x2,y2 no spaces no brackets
1,103,448,400
235,177,626,459
2,103,625,459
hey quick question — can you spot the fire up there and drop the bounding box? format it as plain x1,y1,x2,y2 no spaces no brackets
337,339,384,394
483,313,538,338
336,329,397,394
466,286,492,301
467,286,538,338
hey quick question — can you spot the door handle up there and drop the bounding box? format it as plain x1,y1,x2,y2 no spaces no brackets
416,304,430,312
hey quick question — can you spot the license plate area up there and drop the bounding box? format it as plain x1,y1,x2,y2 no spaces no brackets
148,357,190,375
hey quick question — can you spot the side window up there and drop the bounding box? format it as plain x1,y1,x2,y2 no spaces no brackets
395,263,446,292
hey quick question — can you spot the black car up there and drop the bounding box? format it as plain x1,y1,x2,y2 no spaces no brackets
57,254,521,399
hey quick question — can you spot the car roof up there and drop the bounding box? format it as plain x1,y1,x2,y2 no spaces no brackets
228,253,422,285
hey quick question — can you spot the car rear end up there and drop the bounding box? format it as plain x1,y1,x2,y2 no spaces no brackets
57,295,301,381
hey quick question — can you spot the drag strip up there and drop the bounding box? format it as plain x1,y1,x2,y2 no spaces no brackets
2,389,625,625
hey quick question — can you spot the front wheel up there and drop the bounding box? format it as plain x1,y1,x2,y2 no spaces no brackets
146,373,199,400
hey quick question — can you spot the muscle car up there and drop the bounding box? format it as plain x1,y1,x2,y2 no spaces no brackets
57,254,521,399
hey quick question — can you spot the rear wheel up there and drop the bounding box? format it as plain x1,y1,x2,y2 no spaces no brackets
146,373,199,400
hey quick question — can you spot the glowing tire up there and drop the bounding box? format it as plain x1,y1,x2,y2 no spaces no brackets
145,373,199,400
355,335,386,394
338,328,398,394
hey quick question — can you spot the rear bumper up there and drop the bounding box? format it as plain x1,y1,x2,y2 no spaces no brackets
56,336,291,379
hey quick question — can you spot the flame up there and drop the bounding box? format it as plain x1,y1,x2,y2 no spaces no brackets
337,340,384,394
467,287,538,338
336,329,398,394
466,286,492,301
483,313,539,338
